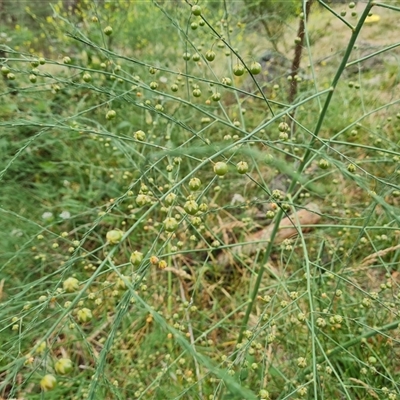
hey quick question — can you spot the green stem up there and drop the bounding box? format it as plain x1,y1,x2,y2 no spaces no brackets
237,206,285,344
300,319,400,378
293,1,374,179
237,0,375,346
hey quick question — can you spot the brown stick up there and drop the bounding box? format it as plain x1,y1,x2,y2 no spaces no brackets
288,0,313,104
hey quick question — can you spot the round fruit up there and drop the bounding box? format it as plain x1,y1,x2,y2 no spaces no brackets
29,74,37,83
183,52,191,61
104,26,113,35
191,22,198,30
149,81,158,90
171,83,179,92
164,217,178,232
82,73,92,82
192,53,201,62
250,61,262,75
55,358,73,375
193,88,201,97
106,229,123,244
233,64,245,76
191,5,202,16
106,110,116,120
40,374,57,391
184,200,199,215
130,250,143,266
211,92,221,102
347,163,356,173
188,177,201,191
214,161,228,176
236,161,249,174
1,66,10,75
318,159,329,169
205,50,216,62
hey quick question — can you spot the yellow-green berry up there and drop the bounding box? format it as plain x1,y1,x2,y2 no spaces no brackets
106,229,123,244
40,374,57,391
184,200,199,215
347,163,356,173
164,217,178,232
130,251,144,266
104,26,113,35
134,130,146,141
63,277,79,292
236,161,249,174
214,161,228,176
188,177,201,191
191,5,202,16
55,358,73,375
77,308,93,323
106,110,116,120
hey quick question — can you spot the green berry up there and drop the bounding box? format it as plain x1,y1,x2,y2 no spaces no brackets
211,92,221,101
55,358,73,375
214,161,228,176
236,161,249,174
183,52,191,61
77,308,93,323
29,74,37,83
130,250,144,266
222,77,232,86
164,217,178,232
106,229,123,244
7,73,15,80
171,83,179,92
184,200,199,215
191,5,202,16
134,130,146,141
249,61,262,75
82,73,92,82
205,50,216,62
233,64,245,76
149,81,158,90
136,194,150,206
63,56,71,64
1,66,10,75
63,277,80,292
30,59,39,68
192,53,200,61
193,88,201,97
189,177,201,191
318,159,330,169
104,26,113,35
40,374,57,391
164,192,177,205
191,22,198,30
106,110,116,120
347,163,356,173
265,210,275,219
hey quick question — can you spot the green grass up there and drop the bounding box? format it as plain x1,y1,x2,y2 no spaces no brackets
1,0,400,399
